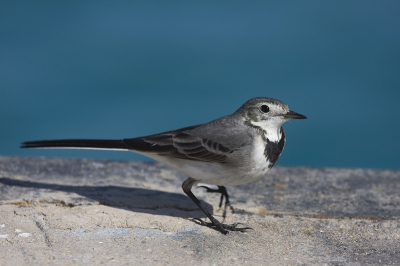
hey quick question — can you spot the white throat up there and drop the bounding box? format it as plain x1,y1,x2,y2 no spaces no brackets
251,120,283,142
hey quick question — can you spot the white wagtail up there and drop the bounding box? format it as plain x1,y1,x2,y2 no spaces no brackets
21,97,306,234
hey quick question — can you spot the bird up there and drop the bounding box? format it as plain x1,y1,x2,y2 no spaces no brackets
21,97,306,234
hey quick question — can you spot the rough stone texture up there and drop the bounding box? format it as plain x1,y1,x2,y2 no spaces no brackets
1,156,400,265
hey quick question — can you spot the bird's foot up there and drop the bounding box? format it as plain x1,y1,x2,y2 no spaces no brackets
192,218,253,235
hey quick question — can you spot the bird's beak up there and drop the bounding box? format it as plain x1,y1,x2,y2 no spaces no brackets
279,110,307,119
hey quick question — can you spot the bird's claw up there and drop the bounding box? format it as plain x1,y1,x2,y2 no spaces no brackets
191,218,253,234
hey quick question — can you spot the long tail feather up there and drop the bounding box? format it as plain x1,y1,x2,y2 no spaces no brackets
21,139,130,150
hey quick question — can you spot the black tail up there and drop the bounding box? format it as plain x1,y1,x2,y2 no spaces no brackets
21,139,130,150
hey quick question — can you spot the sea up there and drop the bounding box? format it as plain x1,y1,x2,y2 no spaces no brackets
1,1,399,169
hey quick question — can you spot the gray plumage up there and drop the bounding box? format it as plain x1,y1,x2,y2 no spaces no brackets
21,97,306,234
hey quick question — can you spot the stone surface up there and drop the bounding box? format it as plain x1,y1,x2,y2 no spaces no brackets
1,156,400,265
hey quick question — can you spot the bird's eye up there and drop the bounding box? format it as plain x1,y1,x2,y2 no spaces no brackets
260,105,270,113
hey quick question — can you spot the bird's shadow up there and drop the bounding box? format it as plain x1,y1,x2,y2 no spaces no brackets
0,177,210,219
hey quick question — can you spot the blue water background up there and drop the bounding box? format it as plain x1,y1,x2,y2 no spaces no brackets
1,1,399,169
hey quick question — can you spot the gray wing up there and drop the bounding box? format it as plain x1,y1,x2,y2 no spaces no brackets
122,124,234,163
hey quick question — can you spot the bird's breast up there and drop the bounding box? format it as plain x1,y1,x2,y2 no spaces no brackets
264,127,286,168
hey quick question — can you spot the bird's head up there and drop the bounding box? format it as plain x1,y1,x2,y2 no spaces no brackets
236,97,307,133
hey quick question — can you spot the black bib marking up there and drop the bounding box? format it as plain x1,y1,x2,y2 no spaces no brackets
264,127,286,167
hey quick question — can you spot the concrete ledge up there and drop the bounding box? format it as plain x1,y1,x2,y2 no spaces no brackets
1,156,400,265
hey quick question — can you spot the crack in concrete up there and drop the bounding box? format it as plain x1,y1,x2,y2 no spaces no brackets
33,214,51,247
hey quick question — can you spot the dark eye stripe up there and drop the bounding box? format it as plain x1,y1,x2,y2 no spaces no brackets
260,105,269,113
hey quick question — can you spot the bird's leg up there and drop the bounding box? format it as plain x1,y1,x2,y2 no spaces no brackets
182,178,250,234
217,186,235,221
197,184,235,221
